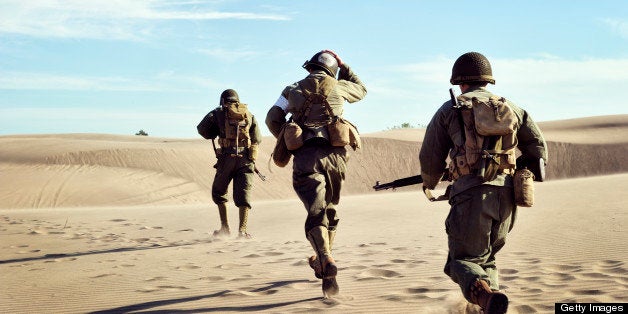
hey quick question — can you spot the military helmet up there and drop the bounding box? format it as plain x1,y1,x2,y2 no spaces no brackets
450,52,495,85
220,89,239,106
302,51,339,77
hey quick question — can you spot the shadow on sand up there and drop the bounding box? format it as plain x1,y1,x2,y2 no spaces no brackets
89,280,321,313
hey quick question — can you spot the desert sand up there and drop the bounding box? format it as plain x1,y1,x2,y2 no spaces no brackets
1,115,627,313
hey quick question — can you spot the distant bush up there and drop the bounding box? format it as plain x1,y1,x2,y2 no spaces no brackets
135,129,148,136
387,122,425,130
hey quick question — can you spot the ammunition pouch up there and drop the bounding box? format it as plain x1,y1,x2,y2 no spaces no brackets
328,117,361,150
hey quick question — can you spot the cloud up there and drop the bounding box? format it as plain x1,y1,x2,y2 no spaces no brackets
601,18,628,39
0,0,289,40
361,55,627,128
0,71,223,91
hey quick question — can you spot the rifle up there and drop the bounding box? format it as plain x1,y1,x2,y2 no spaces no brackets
373,175,425,191
254,165,266,181
373,173,451,201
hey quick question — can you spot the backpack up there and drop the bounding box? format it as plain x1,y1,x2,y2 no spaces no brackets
288,76,360,150
218,102,252,149
450,95,518,181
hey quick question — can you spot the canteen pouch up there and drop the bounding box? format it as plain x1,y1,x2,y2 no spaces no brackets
283,122,304,151
514,168,535,207
272,124,292,167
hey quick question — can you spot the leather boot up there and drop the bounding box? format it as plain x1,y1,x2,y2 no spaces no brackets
306,226,337,278
238,206,252,238
469,279,509,314
213,203,230,236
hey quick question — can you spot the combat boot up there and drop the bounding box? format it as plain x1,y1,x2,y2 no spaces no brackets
307,226,339,297
213,203,230,237
238,206,252,239
469,279,509,314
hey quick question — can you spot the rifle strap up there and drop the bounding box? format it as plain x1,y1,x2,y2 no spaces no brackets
211,138,219,158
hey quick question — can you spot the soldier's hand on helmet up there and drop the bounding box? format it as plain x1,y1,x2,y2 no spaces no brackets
322,49,343,67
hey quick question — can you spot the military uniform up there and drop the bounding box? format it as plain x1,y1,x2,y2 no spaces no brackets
198,89,262,238
266,51,366,296
419,52,547,313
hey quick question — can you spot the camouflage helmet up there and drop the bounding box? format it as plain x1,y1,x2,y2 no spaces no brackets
220,89,239,106
302,51,339,77
450,52,495,85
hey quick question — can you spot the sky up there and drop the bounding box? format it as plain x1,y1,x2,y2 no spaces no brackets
0,0,627,138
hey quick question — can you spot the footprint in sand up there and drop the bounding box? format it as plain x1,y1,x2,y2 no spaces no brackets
548,264,583,273
263,251,284,256
199,276,225,281
358,242,388,248
355,269,402,281
109,219,127,222
242,253,263,258
292,260,308,267
145,276,167,282
215,262,251,270
229,274,254,282
176,264,201,270
137,285,189,293
91,273,119,279
572,289,604,295
593,260,626,275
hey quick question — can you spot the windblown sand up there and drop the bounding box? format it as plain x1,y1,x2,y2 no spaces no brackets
1,115,626,313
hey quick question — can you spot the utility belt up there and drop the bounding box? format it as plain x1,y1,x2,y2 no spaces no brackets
216,146,248,156
449,148,516,182
283,118,361,151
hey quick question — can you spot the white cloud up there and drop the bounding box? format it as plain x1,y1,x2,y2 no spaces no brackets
601,18,628,39
0,0,289,40
0,71,223,91
362,55,627,129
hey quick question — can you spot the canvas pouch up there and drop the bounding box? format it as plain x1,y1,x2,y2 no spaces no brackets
272,124,292,167
514,168,535,207
283,122,304,151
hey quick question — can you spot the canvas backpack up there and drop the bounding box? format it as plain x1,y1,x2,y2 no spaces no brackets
449,94,518,182
218,102,252,149
288,76,360,150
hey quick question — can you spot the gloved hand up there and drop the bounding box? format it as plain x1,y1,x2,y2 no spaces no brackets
322,49,343,67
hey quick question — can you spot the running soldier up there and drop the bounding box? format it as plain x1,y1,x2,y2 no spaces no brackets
419,52,547,313
265,50,367,297
197,89,262,239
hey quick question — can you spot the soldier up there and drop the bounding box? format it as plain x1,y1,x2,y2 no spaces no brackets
197,89,262,239
265,50,366,297
419,52,547,313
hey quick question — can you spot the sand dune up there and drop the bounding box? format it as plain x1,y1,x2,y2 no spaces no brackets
1,114,627,313
1,115,627,209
